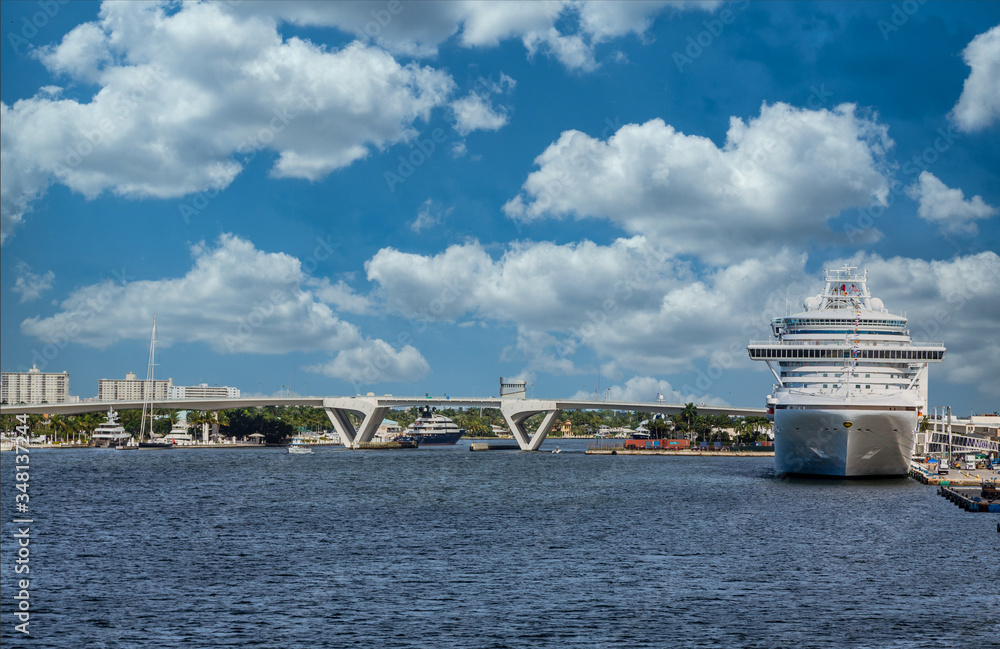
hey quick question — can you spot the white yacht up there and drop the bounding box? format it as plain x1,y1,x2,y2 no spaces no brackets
164,421,192,445
748,265,946,477
406,408,465,445
91,407,132,447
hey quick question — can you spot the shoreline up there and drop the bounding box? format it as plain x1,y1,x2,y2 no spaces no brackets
585,449,775,456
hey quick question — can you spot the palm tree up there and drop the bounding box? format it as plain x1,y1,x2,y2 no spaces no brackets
48,414,75,444
186,410,209,442
679,403,698,441
208,410,230,440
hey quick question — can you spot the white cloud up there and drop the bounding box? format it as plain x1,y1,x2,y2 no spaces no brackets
569,375,728,405
451,92,509,136
307,278,375,316
366,235,1000,399
409,198,452,232
232,1,714,70
1,1,454,243
450,71,515,140
950,25,1000,132
366,237,812,376
35,22,110,83
18,234,429,383
305,340,430,385
12,262,55,303
905,171,997,235
504,102,893,264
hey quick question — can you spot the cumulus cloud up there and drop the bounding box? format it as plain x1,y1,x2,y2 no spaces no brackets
366,237,812,376
307,278,375,316
451,90,510,136
504,102,893,264
950,25,1000,132
365,234,1000,399
1,1,453,243
305,340,430,385
233,1,715,70
18,234,429,383
905,171,997,235
12,262,55,303
569,375,729,405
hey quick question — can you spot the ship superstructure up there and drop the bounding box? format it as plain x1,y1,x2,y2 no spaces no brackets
406,408,465,445
748,265,946,476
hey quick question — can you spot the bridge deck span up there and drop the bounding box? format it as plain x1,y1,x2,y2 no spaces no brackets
2,396,765,451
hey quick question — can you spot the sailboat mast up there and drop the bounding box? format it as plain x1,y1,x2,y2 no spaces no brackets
140,317,157,442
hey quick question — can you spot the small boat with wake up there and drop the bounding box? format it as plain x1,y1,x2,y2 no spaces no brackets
288,437,313,454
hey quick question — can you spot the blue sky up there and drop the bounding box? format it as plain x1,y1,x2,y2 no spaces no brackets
2,1,998,414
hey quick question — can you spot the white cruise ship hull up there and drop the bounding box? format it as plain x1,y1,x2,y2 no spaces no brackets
773,408,916,477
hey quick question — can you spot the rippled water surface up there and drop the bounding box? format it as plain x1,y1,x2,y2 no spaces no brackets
2,440,997,648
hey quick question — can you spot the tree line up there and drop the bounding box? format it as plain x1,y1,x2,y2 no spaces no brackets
1,403,772,445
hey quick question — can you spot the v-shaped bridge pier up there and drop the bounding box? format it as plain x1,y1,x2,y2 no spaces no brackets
323,396,564,450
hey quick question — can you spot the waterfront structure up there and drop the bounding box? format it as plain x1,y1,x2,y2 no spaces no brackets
918,408,999,457
169,383,240,400
1,364,69,405
748,265,946,477
98,372,173,401
500,377,527,397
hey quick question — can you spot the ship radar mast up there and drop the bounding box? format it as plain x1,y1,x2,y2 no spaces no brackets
819,264,871,311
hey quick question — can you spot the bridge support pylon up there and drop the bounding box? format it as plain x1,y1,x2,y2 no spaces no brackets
500,401,562,451
323,397,389,448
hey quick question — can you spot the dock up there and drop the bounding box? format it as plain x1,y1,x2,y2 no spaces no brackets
937,485,1000,512
469,442,521,451
585,449,774,456
908,462,1000,487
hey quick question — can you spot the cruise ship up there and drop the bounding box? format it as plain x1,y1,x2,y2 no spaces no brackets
748,265,946,477
406,407,465,445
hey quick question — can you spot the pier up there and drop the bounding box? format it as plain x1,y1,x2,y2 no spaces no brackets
937,485,1000,513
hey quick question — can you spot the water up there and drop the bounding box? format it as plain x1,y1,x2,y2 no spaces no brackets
2,439,997,648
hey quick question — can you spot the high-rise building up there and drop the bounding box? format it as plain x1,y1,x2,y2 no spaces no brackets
169,384,240,399
1,364,70,405
98,372,173,401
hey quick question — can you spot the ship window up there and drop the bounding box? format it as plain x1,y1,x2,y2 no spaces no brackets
823,384,828,388
866,385,870,389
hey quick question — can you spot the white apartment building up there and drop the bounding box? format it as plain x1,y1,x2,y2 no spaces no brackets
169,384,240,400
1,364,69,404
98,372,173,401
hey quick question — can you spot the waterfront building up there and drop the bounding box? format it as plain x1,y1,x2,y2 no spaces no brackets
1,364,69,404
98,372,173,401
169,383,240,399
916,410,1000,458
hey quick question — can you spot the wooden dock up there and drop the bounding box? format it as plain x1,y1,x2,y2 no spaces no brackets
938,485,1000,512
